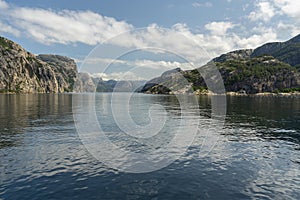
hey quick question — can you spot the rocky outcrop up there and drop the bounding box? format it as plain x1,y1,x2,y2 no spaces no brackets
213,49,253,63
74,72,98,92
141,68,192,94
0,36,77,93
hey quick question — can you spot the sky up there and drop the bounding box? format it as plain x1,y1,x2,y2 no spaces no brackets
0,0,300,80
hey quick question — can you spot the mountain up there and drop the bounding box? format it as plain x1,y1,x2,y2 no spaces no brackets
251,34,300,69
74,72,98,92
0,36,77,93
213,49,253,63
141,35,300,95
75,72,146,92
97,79,146,92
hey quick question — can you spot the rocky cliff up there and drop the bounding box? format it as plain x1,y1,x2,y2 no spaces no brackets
0,36,77,93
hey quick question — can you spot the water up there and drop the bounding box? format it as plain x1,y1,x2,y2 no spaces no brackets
0,93,299,199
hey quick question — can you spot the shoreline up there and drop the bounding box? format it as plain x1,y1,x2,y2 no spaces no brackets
1,91,300,98
222,91,300,97
193,90,300,97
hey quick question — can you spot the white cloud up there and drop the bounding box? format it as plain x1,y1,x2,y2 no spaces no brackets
132,59,193,70
273,0,300,21
0,0,8,9
205,21,235,35
84,57,127,65
85,58,193,70
7,7,133,45
92,72,145,81
248,1,275,22
236,30,277,49
0,22,20,36
277,22,300,36
192,2,213,8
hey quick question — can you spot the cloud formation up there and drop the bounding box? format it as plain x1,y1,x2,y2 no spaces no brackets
92,72,145,81
192,2,213,8
205,21,235,35
0,0,8,9
9,8,133,45
273,0,300,20
248,1,275,22
0,22,20,36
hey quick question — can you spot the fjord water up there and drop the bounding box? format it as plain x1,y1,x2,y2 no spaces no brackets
0,94,299,199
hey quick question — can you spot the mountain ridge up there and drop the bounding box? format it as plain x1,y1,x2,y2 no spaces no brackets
141,34,300,95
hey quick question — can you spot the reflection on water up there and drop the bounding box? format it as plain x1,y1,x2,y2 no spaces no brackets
0,94,299,199
0,94,73,148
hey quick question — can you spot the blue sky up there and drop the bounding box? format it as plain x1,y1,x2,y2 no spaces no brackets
1,0,300,80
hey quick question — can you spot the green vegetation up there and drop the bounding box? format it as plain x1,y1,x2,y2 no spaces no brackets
192,85,207,92
0,89,19,93
26,56,35,62
15,81,23,93
0,37,11,50
279,88,300,93
216,57,297,85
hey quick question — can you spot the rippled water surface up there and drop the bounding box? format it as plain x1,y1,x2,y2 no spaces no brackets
0,93,299,199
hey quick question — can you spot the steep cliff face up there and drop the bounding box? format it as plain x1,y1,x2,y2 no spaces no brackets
37,54,78,92
0,36,77,93
74,72,98,92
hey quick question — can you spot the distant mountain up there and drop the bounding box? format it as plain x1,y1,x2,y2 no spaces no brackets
96,79,146,92
74,72,98,92
0,36,77,93
251,34,300,69
141,35,300,95
75,72,146,92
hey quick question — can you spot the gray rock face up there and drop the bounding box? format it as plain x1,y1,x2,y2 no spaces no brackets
213,49,253,63
37,54,78,92
74,72,97,92
0,36,78,93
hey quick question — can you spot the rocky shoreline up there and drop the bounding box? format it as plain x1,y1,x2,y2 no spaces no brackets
226,91,300,97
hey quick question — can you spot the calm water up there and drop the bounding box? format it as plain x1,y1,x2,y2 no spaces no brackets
0,93,299,199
